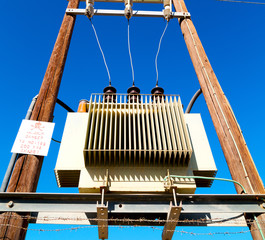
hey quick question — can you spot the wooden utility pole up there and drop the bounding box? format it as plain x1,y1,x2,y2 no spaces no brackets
173,0,265,239
0,0,80,239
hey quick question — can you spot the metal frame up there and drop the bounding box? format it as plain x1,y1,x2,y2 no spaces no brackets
162,203,182,240
1,192,264,226
2,192,264,239
66,8,191,18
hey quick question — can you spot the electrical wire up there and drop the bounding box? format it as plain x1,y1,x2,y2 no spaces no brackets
217,0,265,4
254,215,265,239
56,98,74,112
89,19,112,86
127,20,135,86
164,175,247,193
155,21,168,87
51,138,61,144
185,88,202,113
52,98,74,144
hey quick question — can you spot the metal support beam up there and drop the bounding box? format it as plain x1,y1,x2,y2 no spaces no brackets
66,8,191,18
0,193,264,228
162,202,182,240
0,193,264,213
0,192,256,227
1,198,263,214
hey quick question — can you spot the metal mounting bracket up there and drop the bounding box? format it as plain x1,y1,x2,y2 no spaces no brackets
162,197,182,240
97,183,109,240
97,204,108,240
66,8,191,19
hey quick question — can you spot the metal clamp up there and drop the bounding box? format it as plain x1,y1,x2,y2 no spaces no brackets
124,0,133,19
85,0,95,18
164,169,177,192
162,0,172,21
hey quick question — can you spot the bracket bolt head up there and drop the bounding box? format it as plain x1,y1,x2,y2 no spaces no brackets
7,201,14,208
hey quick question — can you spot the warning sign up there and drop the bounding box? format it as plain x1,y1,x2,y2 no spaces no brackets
11,120,55,156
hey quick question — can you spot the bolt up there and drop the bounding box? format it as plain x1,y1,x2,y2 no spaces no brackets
7,201,14,208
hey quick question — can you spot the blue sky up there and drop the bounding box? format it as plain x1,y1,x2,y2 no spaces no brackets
1,0,265,239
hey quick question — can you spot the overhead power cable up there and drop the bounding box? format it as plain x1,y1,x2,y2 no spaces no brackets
52,98,73,144
155,21,168,87
185,88,202,113
56,98,74,112
217,0,265,5
51,138,61,144
89,19,112,86
127,20,135,86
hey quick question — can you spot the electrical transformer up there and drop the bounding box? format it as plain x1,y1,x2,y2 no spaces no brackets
55,93,217,193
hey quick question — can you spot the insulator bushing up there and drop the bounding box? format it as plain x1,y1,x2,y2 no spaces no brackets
77,99,89,112
127,86,140,103
103,85,117,103
151,86,165,102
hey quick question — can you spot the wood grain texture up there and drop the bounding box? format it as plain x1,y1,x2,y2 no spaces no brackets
0,0,80,239
173,0,265,238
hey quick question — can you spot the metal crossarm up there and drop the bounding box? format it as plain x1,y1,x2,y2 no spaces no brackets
0,193,264,227
66,8,191,18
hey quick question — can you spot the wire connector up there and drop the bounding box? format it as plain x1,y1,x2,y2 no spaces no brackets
163,0,172,21
124,0,133,19
86,0,95,19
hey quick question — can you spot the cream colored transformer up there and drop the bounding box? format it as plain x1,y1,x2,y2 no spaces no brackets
55,94,217,193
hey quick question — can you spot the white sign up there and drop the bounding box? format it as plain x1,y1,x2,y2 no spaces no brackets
11,120,55,156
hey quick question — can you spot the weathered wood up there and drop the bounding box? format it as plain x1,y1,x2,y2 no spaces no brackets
0,0,80,239
172,0,265,238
